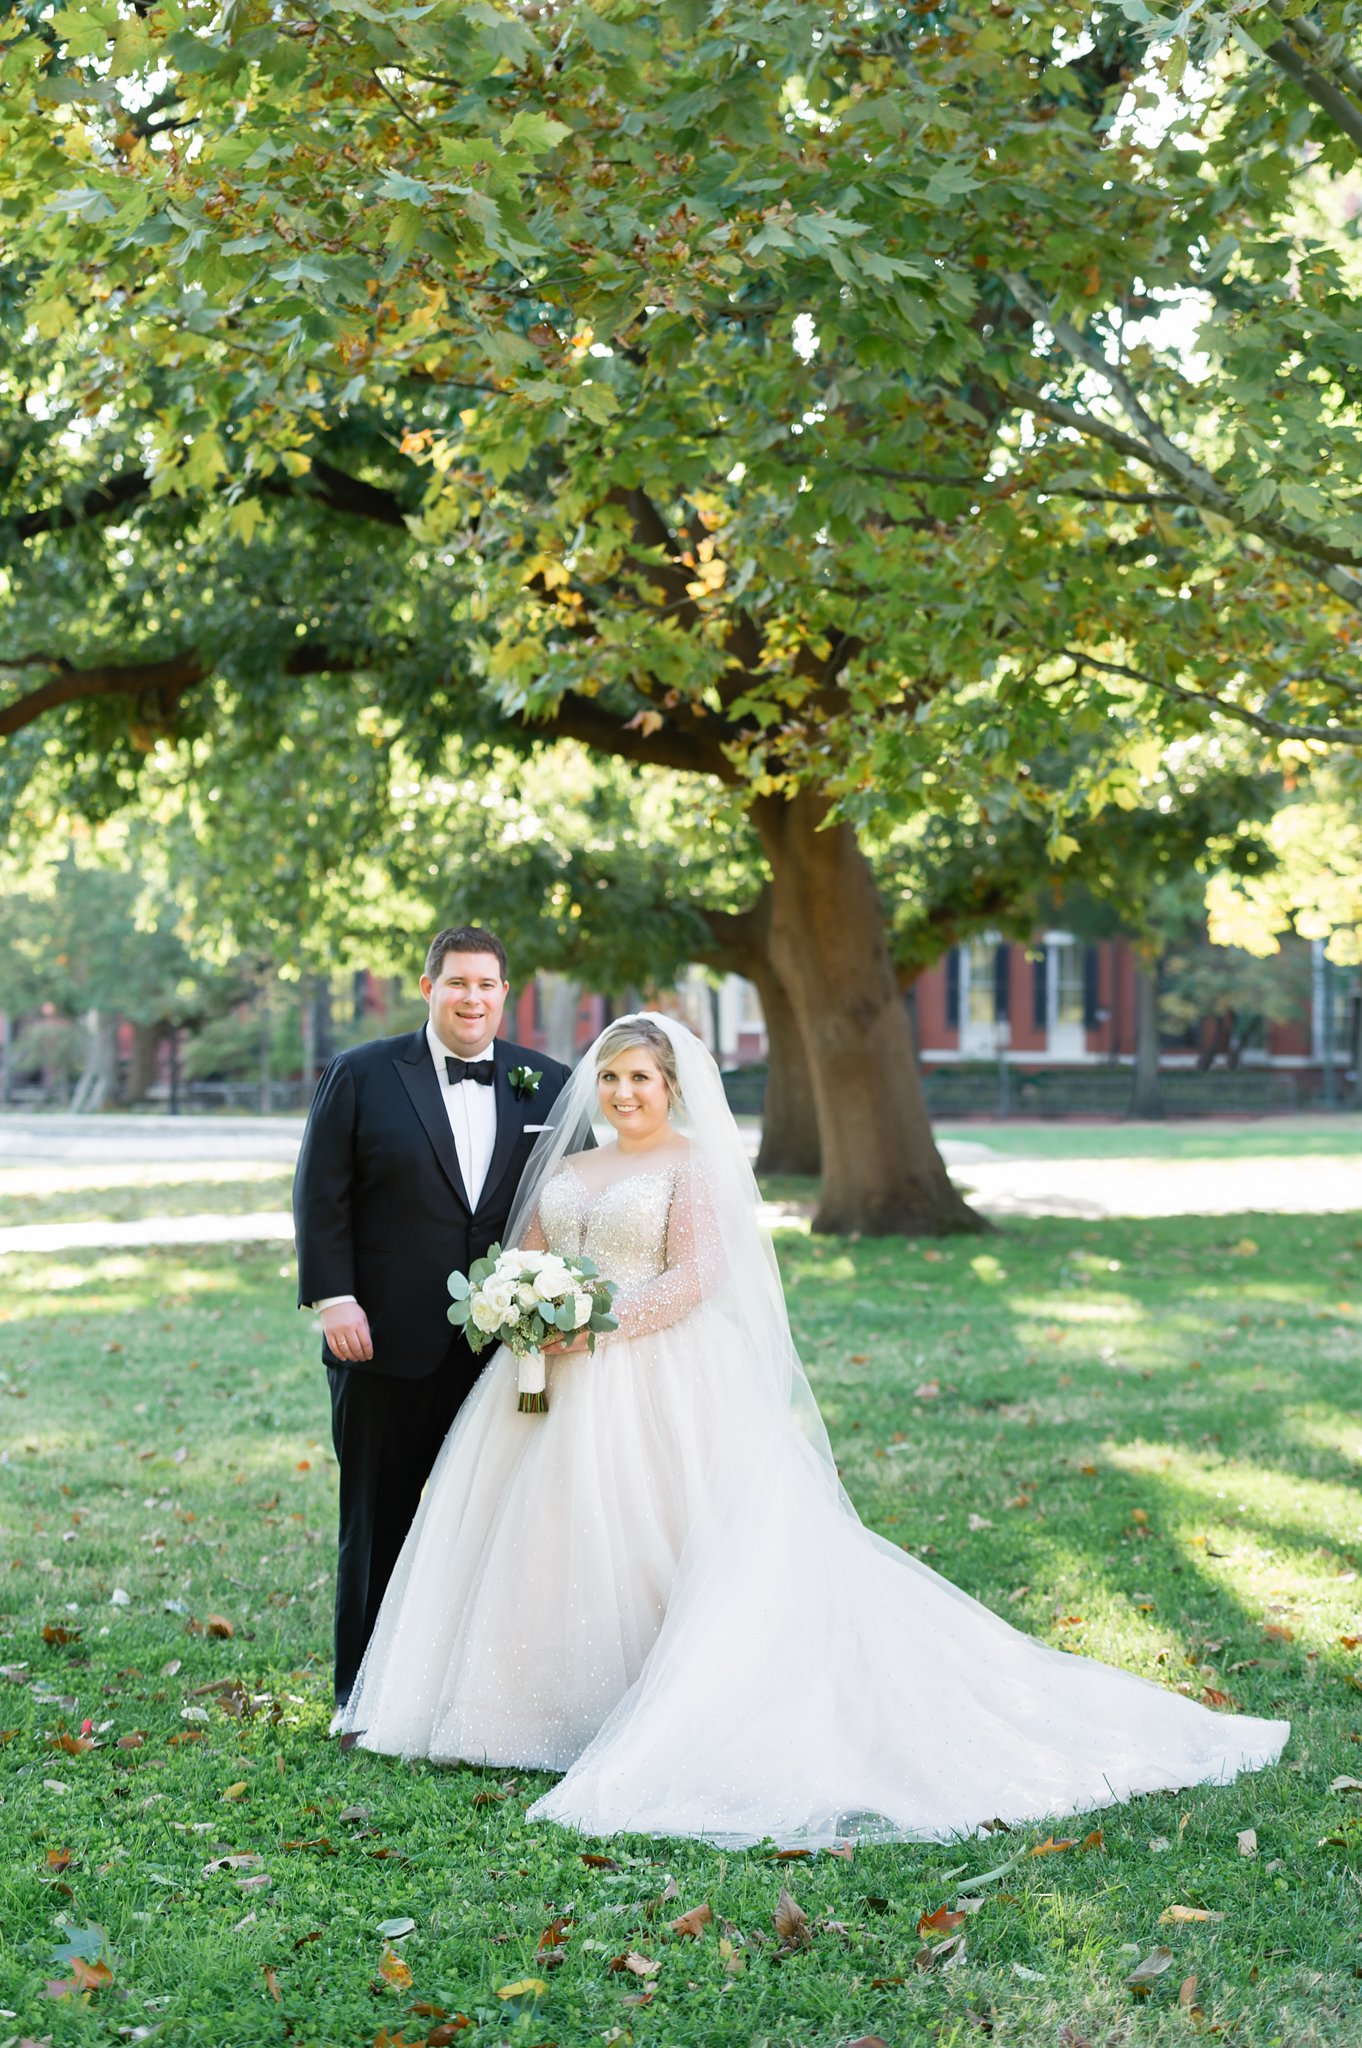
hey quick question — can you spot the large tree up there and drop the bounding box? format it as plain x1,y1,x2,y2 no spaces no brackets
3,0,1360,1225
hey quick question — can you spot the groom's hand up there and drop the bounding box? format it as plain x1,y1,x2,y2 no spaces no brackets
321,1302,374,1363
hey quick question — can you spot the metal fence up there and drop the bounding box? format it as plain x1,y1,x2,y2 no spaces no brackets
720,1061,1342,1120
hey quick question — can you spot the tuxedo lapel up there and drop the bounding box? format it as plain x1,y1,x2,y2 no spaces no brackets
394,1030,471,1211
476,1040,524,1222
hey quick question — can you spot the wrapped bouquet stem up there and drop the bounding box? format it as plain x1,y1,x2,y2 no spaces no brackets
447,1244,618,1416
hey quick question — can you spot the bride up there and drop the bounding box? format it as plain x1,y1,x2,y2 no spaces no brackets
340,1013,1288,1846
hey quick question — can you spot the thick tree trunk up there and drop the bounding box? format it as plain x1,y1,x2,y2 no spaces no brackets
750,959,821,1177
700,893,821,1177
126,1021,159,1106
753,789,985,1236
1129,962,1165,1118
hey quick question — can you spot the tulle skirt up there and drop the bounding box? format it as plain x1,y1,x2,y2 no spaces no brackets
342,1310,1288,1846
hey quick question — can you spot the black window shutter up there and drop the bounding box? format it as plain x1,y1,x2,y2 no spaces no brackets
1083,945,1100,1031
1032,949,1048,1030
946,948,961,1029
994,943,1010,1023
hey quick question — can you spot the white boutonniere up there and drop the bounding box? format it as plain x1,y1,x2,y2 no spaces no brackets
508,1064,543,1102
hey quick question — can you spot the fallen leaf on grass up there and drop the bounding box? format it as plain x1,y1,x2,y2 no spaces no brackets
1057,2027,1093,2048
671,1903,712,1939
262,1965,281,2003
116,1732,144,1750
71,1957,112,1991
1330,1776,1362,1793
425,2020,473,2044
1202,1687,1238,1709
376,1917,417,1939
206,1615,234,1639
917,1905,966,1938
222,1782,248,1802
1009,1960,1043,1980
843,2038,892,2047
202,1854,262,1876
1128,1946,1175,1994
237,1874,272,1893
643,1874,679,1918
1238,1829,1258,1857
773,1887,811,1949
870,1975,905,1988
46,1848,73,1871
338,1803,370,1823
379,1946,413,1990
581,1852,619,1870
1028,1835,1077,1857
1179,1974,1203,2016
607,1953,660,1980
917,1932,968,1972
47,1734,94,1756
1159,1905,1223,1925
293,1930,323,1951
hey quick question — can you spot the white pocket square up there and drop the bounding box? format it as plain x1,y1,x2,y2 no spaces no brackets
522,1123,552,1132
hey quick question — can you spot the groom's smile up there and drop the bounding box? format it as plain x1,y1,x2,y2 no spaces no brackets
420,948,510,1058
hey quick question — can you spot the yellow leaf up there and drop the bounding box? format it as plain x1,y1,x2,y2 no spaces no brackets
496,1978,549,1999
222,1781,248,1801
1159,1904,1223,1925
378,1945,413,1989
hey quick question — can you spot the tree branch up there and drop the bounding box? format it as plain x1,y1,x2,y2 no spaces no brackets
1263,0,1362,153
526,688,738,782
1002,275,1362,609
11,456,413,543
0,643,356,739
1061,646,1362,745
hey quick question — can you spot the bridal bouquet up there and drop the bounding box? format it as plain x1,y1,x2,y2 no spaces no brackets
447,1245,618,1414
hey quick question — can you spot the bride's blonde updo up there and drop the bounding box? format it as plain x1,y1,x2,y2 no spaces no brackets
593,1016,683,1110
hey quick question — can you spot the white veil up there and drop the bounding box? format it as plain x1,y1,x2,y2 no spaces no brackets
504,1011,837,1468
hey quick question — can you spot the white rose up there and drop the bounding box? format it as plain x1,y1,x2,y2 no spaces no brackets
516,1282,538,1308
499,1251,528,1275
572,1293,593,1328
533,1259,572,1301
482,1280,517,1317
470,1295,504,1333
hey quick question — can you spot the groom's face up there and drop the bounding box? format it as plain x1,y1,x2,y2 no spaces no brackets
421,950,509,1057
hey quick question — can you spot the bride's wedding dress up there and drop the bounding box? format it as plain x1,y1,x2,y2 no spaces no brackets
341,1023,1287,1847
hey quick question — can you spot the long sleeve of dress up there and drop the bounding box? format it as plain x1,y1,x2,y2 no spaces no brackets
610,1163,723,1341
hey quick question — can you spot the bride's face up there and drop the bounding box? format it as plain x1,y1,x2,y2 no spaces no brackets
597,1044,671,1143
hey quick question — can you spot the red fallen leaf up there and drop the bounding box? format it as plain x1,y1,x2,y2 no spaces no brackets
671,1903,712,1939
1081,1829,1105,1851
581,1852,618,1869
870,1976,906,1988
537,1916,573,1952
1201,1687,1238,1709
917,1904,967,1937
296,1459,311,1471
426,2023,473,2045
263,1964,282,2002
47,1847,74,1869
770,1848,812,1861
47,1733,95,1755
294,1930,324,1950
167,1729,203,1745
71,1957,113,1990
206,1614,234,1639
42,1624,81,1645
1028,1836,1077,1857
1263,1623,1294,1642
117,1732,145,1750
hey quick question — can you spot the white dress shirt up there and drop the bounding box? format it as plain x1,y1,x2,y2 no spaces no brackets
312,1025,498,1313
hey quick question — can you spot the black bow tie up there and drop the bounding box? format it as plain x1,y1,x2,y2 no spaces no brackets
445,1056,495,1086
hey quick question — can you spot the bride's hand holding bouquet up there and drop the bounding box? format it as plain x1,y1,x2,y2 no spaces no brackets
447,1245,617,1413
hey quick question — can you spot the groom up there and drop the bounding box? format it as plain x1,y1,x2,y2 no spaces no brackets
293,926,574,1718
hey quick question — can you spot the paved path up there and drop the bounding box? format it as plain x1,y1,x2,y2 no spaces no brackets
0,1115,1357,1254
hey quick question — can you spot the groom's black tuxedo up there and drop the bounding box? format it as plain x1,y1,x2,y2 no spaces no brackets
293,1027,572,1702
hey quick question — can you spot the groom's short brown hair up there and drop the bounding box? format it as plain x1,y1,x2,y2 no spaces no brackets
424,926,509,982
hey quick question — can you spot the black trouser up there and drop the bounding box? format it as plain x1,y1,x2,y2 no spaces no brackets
327,1362,468,1705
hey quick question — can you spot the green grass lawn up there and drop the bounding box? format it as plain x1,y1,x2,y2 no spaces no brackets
2,1198,1361,2046
934,1116,1362,1162
0,1169,296,1231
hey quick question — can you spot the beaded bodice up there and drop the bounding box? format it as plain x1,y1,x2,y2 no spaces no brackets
538,1161,676,1288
